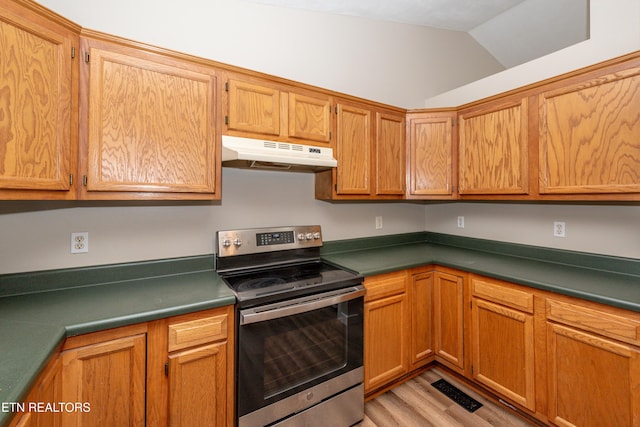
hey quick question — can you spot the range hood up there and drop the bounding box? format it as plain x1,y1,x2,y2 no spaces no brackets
221,135,337,172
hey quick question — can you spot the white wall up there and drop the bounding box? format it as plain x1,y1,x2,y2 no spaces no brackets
0,169,425,274
424,0,640,107
36,0,503,108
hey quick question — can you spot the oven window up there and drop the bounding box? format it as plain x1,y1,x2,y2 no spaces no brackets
263,307,346,398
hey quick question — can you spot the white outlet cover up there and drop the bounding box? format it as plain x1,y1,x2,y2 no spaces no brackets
71,232,89,253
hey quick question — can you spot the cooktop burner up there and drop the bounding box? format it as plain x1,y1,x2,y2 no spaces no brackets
222,261,359,306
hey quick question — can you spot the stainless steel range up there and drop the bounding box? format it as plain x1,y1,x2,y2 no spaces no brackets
216,225,364,427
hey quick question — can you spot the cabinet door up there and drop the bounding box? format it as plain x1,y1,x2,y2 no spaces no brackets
288,92,331,144
364,293,409,393
226,79,280,137
458,99,529,195
0,3,77,198
433,271,464,371
410,272,434,369
61,334,146,426
547,323,640,427
375,112,405,195
168,342,228,427
335,103,371,195
81,36,218,198
539,66,640,195
471,298,535,411
407,113,455,198
8,356,62,427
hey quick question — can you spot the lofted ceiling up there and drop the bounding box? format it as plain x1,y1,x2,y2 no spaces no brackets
243,0,589,69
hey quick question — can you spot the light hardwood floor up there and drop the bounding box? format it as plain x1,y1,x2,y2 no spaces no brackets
359,369,538,427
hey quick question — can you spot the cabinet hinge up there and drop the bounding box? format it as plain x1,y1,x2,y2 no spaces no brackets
225,116,229,125
69,174,73,186
164,362,169,376
225,82,229,92
82,175,88,186
71,47,75,59
470,300,472,309
329,131,332,140
84,52,90,63
335,106,338,115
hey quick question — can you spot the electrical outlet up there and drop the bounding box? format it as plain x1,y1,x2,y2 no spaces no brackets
553,221,566,238
375,216,383,229
71,232,89,253
457,216,465,228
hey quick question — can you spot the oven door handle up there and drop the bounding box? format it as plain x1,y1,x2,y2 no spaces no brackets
240,285,365,325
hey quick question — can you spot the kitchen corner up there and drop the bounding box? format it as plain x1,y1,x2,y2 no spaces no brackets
1,232,640,426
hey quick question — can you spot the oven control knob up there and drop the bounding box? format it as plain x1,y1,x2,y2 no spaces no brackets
233,238,242,247
305,232,313,240
222,239,231,248
297,233,306,241
313,232,320,239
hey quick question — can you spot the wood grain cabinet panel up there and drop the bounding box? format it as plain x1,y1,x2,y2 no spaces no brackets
539,66,640,195
407,112,456,199
226,79,280,137
547,323,640,427
471,298,536,411
168,342,228,427
61,333,147,426
410,271,434,369
375,112,405,195
433,271,465,372
225,76,331,145
288,92,331,143
79,34,218,199
335,102,372,195
363,271,409,393
0,1,78,199
458,99,529,195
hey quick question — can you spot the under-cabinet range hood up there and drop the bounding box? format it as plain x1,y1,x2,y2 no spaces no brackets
221,135,337,172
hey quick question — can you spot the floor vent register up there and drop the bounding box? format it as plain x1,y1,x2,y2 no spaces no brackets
431,379,483,413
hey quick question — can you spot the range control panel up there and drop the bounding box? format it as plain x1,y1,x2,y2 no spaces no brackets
217,225,322,257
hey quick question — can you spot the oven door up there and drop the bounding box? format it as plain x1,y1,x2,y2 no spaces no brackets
237,285,364,426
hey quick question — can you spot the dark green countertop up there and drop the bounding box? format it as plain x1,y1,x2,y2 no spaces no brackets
321,232,640,312
0,256,234,427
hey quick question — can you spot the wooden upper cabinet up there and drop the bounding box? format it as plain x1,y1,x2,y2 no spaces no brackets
0,0,79,199
225,76,331,145
539,64,640,195
288,92,331,143
407,112,456,199
458,98,529,195
315,101,406,200
79,33,219,199
375,112,405,195
335,101,372,195
226,79,280,137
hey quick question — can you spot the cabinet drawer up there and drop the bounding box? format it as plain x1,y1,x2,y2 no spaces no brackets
168,314,228,352
546,298,640,346
472,278,534,313
364,271,408,302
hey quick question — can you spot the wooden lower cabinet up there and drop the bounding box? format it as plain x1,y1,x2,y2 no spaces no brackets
363,271,410,393
409,270,434,369
547,323,640,427
8,306,234,427
470,276,536,412
164,309,233,427
61,331,147,426
433,270,465,372
168,342,228,427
